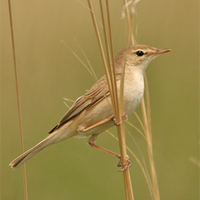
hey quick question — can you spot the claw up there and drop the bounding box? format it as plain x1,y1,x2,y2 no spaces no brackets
123,114,128,121
112,117,122,126
117,155,131,172
112,114,128,126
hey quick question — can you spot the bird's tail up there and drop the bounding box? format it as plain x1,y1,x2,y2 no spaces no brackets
9,134,54,169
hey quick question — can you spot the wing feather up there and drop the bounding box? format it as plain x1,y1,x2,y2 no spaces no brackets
49,75,113,133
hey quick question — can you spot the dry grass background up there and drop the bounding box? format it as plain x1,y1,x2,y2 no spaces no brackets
1,0,199,200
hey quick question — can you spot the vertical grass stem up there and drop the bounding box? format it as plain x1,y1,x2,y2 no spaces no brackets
7,1,28,199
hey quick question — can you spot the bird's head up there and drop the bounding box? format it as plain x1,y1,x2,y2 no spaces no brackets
115,45,171,74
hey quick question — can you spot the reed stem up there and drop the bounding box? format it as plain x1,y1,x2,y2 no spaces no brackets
8,1,28,199
88,1,134,199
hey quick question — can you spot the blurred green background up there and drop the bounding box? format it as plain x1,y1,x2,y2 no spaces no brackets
1,0,199,199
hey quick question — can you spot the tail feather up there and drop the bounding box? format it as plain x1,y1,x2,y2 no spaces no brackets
9,136,53,169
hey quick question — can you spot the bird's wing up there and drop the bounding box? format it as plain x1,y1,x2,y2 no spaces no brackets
49,75,119,134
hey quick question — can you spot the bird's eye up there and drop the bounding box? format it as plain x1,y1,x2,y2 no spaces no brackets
136,51,144,56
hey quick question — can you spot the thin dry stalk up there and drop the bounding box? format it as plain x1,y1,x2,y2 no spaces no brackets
60,39,97,81
73,37,98,81
141,98,160,200
126,121,146,139
104,1,134,199
107,130,155,199
133,111,145,133
123,1,160,199
88,0,134,199
99,0,118,116
118,55,134,200
123,0,137,44
87,0,116,114
7,1,28,199
144,74,152,143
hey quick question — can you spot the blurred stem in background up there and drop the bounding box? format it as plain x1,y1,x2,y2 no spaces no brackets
7,0,29,199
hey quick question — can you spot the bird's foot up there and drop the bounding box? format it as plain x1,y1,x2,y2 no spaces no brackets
117,155,131,172
112,114,128,126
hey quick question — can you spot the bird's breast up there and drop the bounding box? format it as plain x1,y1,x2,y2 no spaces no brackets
123,70,144,115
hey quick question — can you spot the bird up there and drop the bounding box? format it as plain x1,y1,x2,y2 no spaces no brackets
9,44,171,169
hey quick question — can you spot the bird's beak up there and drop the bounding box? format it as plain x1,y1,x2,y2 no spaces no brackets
148,48,172,56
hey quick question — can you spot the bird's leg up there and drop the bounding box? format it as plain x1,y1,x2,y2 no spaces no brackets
87,134,131,171
88,134,121,158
